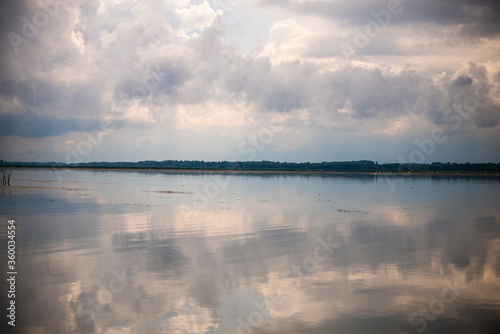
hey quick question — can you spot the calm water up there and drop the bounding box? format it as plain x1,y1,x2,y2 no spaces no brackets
1,169,500,334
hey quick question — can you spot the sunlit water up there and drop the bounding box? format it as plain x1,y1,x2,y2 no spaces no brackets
1,168,500,334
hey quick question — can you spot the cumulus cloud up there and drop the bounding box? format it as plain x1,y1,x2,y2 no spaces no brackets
176,0,222,36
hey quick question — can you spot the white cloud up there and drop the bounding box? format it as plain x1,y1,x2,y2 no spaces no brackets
260,19,311,64
176,0,222,36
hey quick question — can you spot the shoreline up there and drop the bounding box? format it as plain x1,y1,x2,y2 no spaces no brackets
7,166,500,177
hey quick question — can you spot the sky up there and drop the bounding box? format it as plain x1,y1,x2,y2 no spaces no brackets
1,0,500,163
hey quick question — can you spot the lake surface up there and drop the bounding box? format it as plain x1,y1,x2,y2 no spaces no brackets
1,168,500,334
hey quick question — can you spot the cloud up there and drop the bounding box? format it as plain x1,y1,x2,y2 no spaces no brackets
0,113,124,138
222,56,500,132
176,0,223,36
0,0,499,162
262,0,500,38
452,75,473,87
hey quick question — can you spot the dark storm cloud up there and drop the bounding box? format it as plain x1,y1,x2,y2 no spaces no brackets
0,1,30,43
263,0,500,38
423,63,500,129
1,78,87,112
473,104,500,129
452,75,473,87
0,75,119,137
0,113,110,138
0,0,31,77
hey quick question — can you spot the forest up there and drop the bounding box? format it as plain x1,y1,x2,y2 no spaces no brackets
1,159,500,173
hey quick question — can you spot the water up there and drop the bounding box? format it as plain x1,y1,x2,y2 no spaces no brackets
1,168,500,334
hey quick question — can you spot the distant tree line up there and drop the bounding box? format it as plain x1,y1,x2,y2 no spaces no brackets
1,159,500,173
